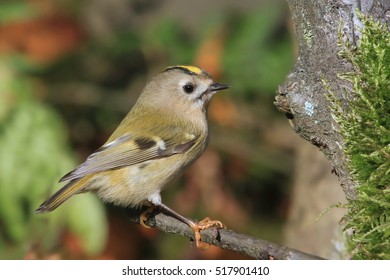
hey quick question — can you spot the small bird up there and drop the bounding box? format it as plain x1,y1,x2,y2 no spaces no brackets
36,65,229,247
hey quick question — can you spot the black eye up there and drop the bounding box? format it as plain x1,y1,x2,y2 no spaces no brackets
183,83,195,94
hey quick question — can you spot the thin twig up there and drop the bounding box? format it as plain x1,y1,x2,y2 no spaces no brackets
127,208,325,260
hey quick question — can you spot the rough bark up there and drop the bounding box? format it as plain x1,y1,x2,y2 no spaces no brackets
275,0,390,200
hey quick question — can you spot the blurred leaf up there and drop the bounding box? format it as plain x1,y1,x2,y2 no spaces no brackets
223,3,293,97
0,14,84,64
143,19,195,64
0,1,38,23
66,194,108,255
0,56,107,258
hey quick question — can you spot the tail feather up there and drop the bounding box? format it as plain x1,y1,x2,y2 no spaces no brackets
36,177,89,213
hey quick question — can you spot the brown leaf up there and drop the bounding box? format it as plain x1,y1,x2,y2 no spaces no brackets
0,15,84,63
194,28,225,78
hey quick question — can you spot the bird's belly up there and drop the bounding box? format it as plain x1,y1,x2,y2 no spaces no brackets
93,155,190,207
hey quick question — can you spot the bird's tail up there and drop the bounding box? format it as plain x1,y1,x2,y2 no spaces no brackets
35,176,90,213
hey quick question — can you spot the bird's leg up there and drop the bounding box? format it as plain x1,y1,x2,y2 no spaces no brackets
157,203,225,248
139,197,225,248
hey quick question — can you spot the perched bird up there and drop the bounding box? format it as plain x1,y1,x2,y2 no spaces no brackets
36,65,229,247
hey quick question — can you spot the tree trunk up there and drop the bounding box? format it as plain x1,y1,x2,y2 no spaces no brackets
276,0,390,257
277,0,389,199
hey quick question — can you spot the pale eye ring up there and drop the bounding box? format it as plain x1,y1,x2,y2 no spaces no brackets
183,83,195,94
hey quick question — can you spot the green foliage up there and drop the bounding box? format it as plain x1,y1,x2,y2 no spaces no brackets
0,56,108,258
0,1,38,23
223,3,293,97
144,19,196,64
328,13,390,259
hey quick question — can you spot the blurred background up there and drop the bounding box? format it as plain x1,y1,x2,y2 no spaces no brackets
0,0,347,259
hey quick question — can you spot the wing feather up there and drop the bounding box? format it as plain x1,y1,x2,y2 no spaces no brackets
60,133,197,182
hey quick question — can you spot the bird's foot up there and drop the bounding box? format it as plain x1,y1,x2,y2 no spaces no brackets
190,217,225,249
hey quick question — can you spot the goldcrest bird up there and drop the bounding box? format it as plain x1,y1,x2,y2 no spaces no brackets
36,65,229,247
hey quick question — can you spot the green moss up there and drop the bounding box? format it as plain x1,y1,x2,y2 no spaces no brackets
327,12,390,259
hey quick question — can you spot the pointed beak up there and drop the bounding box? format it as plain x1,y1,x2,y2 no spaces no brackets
207,82,230,93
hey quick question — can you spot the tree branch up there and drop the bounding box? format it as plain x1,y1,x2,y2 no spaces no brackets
127,208,324,260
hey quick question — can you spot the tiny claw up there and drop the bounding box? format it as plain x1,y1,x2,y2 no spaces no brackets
190,217,225,249
197,217,225,230
139,206,155,229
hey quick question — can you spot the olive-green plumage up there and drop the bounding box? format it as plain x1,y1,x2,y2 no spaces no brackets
36,66,229,214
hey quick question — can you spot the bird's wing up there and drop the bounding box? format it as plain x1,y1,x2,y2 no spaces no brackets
59,132,197,182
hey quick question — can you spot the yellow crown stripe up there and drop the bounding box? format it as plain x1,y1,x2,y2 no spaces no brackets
164,65,204,75
176,65,203,75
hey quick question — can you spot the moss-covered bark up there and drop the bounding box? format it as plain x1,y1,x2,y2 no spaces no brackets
328,13,390,259
276,0,390,259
